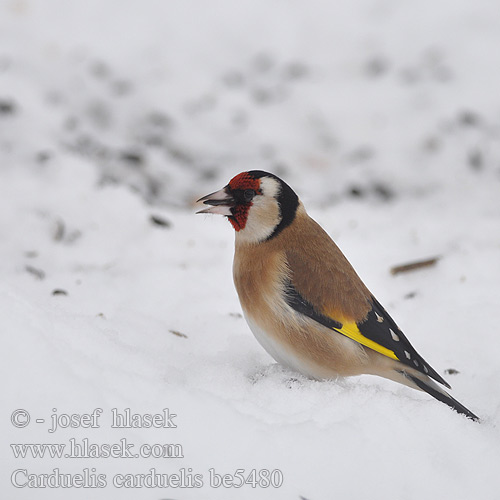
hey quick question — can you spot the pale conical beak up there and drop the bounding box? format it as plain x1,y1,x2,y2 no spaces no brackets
196,187,235,216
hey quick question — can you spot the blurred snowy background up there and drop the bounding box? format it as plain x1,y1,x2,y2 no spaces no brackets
1,1,500,499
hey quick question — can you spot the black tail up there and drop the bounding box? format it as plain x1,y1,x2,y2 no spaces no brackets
404,372,479,422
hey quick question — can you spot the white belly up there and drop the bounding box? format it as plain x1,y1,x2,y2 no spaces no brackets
243,313,326,379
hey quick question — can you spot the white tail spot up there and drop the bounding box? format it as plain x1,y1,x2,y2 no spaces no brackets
390,329,399,341
405,350,411,359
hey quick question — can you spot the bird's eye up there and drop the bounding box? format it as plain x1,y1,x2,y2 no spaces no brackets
243,189,256,202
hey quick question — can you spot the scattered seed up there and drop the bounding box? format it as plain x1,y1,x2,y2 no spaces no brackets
365,56,389,77
468,149,483,170
373,183,394,201
169,329,188,339
285,61,309,80
253,53,274,73
0,99,16,115
36,151,52,163
348,186,364,198
53,219,65,241
120,150,144,166
390,256,440,275
348,146,375,163
150,215,171,228
25,265,45,280
458,110,480,127
223,71,245,88
112,79,133,96
422,136,441,153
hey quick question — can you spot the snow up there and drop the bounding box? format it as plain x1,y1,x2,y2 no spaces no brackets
2,0,500,499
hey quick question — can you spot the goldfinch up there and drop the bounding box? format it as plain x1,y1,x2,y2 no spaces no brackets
197,170,479,421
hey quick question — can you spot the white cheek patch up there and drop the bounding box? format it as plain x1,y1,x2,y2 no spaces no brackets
259,177,281,199
236,177,282,244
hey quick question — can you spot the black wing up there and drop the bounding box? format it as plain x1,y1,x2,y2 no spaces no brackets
284,280,450,388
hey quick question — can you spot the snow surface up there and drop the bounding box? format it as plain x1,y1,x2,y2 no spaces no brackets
2,1,500,499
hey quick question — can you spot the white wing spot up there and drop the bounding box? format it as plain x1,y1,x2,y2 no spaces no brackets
375,312,384,323
413,359,419,367
390,329,400,341
423,366,429,374
405,350,411,359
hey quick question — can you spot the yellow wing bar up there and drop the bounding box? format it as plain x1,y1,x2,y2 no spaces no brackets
333,321,399,361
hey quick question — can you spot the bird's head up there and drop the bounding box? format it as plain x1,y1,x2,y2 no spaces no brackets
197,170,299,243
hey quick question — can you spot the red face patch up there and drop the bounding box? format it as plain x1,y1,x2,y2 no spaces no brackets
228,204,248,231
227,172,261,231
228,172,261,192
